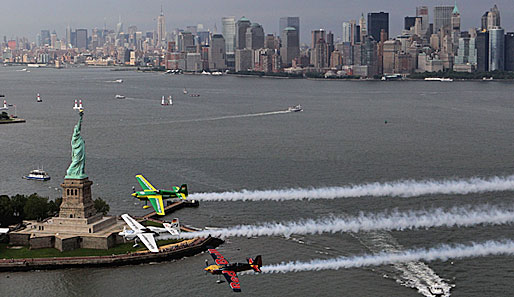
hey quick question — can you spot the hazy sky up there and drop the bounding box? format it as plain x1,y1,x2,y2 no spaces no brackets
1,0,513,42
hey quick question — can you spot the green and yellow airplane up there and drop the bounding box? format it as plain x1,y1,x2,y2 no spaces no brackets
131,175,188,215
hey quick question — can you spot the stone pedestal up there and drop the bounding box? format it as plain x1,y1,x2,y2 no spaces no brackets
59,178,96,219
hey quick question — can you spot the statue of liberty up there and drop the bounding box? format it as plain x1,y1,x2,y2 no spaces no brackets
65,111,88,179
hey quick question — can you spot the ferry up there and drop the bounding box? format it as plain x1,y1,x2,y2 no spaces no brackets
37,93,42,102
161,96,173,105
23,168,50,181
189,94,200,97
288,105,303,112
115,94,126,99
424,77,453,82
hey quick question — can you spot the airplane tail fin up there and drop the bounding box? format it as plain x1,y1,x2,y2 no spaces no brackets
248,255,262,272
178,184,188,199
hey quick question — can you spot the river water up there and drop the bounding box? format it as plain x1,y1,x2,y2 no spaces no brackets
0,67,513,296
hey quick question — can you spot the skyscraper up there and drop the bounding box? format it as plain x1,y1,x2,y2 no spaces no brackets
65,25,72,47
40,30,51,46
404,17,417,30
416,6,429,33
208,34,226,70
236,16,251,50
280,27,299,66
222,17,236,54
505,32,514,71
367,12,389,42
433,6,453,33
279,17,300,40
157,6,166,43
342,21,354,43
245,23,264,50
75,29,88,49
359,14,367,41
489,27,504,71
475,31,489,72
487,5,501,30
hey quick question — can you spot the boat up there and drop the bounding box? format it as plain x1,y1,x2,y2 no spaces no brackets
161,96,168,106
36,93,42,102
115,94,126,99
183,88,188,94
189,94,200,97
211,71,223,76
23,168,50,181
288,104,303,112
168,96,173,105
424,77,453,82
115,79,123,83
482,77,494,81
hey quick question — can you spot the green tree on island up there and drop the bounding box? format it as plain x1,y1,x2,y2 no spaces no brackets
94,197,110,215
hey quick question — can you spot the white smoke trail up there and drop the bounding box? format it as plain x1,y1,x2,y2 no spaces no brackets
181,205,514,239
189,175,514,201
260,240,514,273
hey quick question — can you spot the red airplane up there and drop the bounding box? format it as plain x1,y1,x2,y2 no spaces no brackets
204,248,262,292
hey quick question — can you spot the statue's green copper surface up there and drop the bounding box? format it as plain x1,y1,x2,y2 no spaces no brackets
65,111,87,179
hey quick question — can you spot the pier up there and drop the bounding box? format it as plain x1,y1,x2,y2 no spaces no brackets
139,200,199,220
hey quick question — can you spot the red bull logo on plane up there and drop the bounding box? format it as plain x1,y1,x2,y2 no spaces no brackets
222,270,241,289
208,248,229,265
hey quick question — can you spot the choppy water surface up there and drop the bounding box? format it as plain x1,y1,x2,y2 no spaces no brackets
1,67,514,296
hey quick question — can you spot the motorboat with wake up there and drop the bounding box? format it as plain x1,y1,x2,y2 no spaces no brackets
288,104,303,112
161,96,173,105
23,168,50,181
115,94,126,99
36,93,42,102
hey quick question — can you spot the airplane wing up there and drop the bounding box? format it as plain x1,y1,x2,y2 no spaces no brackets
137,233,159,253
148,195,165,215
136,174,157,191
207,248,230,265
222,271,242,292
121,214,145,231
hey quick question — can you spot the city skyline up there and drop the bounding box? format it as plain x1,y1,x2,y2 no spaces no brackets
1,0,513,42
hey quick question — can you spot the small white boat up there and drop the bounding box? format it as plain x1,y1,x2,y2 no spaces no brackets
211,71,223,76
23,168,50,181
115,79,123,83
482,77,494,81
161,96,168,106
288,105,303,112
36,93,42,102
115,94,126,99
424,77,453,82
183,88,188,94
168,96,173,105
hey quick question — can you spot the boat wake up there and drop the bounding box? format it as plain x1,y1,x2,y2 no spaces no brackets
189,174,514,201
352,232,453,297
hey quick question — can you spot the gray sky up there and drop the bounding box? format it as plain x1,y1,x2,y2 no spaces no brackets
1,0,513,43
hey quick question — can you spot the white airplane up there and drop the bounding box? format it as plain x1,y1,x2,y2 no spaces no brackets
119,214,180,253
0,100,8,110
73,99,84,111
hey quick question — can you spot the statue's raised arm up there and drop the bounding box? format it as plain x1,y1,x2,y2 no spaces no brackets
65,111,88,179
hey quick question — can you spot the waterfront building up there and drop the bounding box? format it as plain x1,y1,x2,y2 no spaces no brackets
489,27,504,71
433,6,453,33
505,32,514,71
208,34,226,71
236,16,251,50
186,53,202,71
245,23,264,50
367,12,389,42
280,27,299,66
235,48,253,71
382,40,401,74
454,36,477,72
222,17,236,53
157,7,166,44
